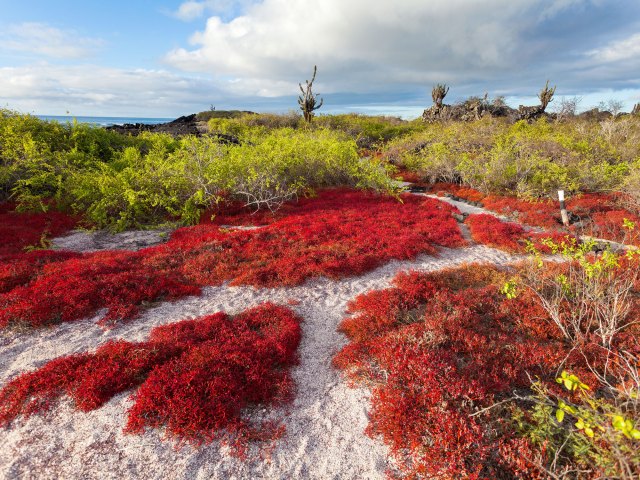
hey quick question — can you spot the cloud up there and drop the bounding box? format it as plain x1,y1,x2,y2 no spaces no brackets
165,0,640,102
588,32,640,63
3,1,640,117
0,64,220,116
172,0,256,21
0,23,104,59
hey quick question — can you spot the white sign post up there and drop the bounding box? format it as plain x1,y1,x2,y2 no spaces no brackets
558,190,569,226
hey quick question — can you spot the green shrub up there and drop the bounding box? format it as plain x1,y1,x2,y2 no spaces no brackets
64,128,396,230
383,116,640,199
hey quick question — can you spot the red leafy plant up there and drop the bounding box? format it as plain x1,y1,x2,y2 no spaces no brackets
333,264,611,479
0,205,78,259
432,183,640,244
0,303,301,448
465,213,576,253
0,189,464,329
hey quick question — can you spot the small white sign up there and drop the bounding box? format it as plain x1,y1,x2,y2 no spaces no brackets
558,190,565,201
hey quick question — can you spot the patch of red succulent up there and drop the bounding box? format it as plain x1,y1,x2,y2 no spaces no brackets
0,189,465,329
0,303,301,447
333,264,627,478
465,213,576,253
431,183,640,244
0,205,78,259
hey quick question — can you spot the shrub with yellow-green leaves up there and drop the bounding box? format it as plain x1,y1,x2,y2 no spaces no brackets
383,116,640,199
2,110,397,231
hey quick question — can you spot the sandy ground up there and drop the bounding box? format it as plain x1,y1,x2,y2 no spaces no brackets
0,238,517,480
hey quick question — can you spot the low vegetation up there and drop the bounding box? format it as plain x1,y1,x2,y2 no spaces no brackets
386,116,640,204
0,190,463,329
0,303,301,449
335,239,640,478
1,109,396,231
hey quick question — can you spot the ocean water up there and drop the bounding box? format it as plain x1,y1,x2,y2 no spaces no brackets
36,115,175,127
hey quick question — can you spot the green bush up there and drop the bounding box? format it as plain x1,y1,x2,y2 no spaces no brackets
0,109,139,205
383,116,640,199
314,113,424,146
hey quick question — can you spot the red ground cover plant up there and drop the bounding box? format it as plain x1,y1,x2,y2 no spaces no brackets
0,250,83,294
0,205,82,293
465,213,576,253
432,182,486,203
0,303,301,447
589,210,640,246
0,189,465,329
0,204,78,259
432,183,640,243
392,168,424,184
333,265,623,479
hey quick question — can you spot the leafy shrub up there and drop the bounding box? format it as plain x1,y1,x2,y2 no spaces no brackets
64,128,396,230
314,114,424,147
517,372,640,479
0,190,464,329
1,110,398,231
0,303,301,447
0,109,140,206
384,116,640,199
512,238,640,478
622,159,640,213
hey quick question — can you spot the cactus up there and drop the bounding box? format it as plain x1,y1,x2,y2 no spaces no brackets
432,83,449,108
538,80,556,111
298,66,323,123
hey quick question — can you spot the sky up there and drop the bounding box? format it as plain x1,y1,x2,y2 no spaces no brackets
1,0,639,119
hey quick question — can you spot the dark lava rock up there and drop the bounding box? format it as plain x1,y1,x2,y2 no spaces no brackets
106,114,205,137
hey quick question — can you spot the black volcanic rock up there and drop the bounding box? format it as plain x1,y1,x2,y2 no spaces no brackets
106,113,204,137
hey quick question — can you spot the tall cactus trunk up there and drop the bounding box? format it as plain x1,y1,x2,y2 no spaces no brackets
298,66,324,123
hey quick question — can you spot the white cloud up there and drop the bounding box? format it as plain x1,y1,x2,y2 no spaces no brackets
588,33,640,63
165,0,602,97
0,64,219,116
174,1,208,21
0,23,104,59
173,0,256,21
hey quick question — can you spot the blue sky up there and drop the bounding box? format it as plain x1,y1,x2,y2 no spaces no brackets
1,0,640,118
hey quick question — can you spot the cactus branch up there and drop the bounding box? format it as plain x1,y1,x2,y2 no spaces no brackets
432,83,449,108
538,80,556,111
298,65,323,123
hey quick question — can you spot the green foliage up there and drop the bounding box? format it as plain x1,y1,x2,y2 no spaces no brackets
524,235,639,348
314,114,424,147
69,133,189,230
516,373,640,478
0,109,139,205
622,159,640,212
383,115,640,198
1,110,397,230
